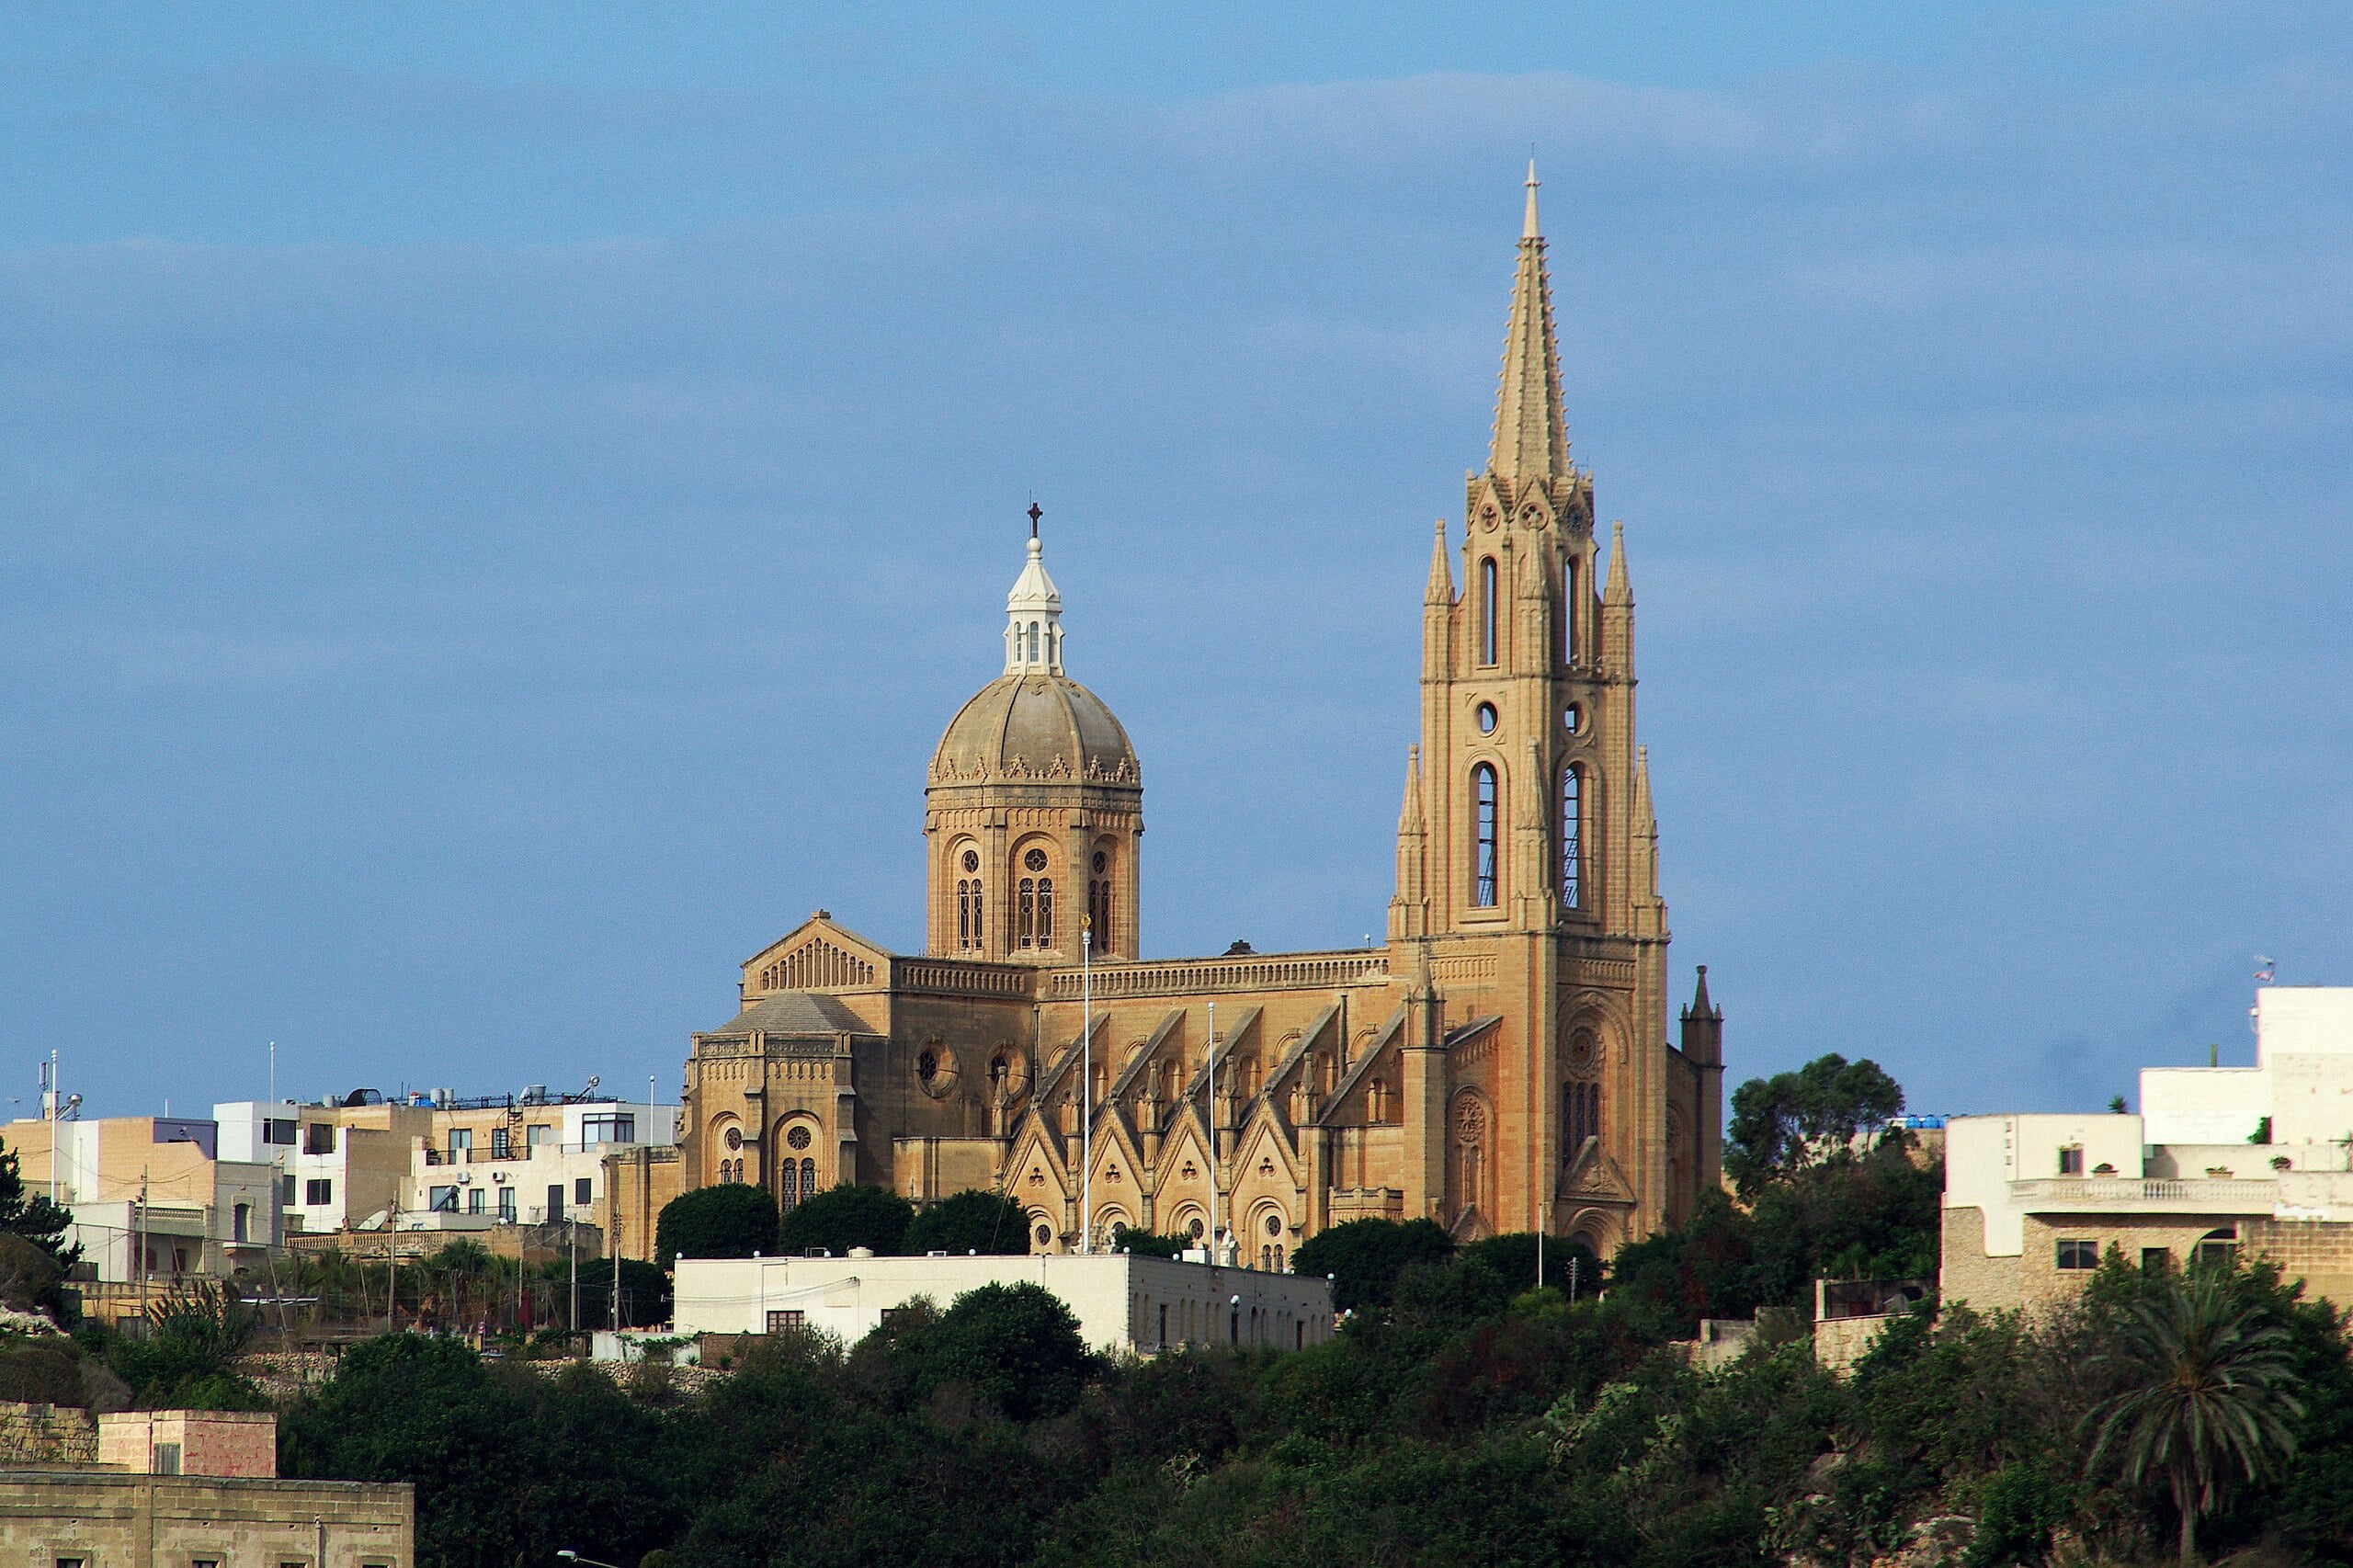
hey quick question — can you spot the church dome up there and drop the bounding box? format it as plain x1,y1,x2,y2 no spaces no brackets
928,526,1140,790
930,672,1139,788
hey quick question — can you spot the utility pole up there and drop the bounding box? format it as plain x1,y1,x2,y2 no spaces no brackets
1080,917,1092,1254
386,1201,397,1335
136,1168,149,1330
569,1219,579,1346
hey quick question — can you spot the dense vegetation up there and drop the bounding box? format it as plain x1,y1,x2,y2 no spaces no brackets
14,1062,2353,1563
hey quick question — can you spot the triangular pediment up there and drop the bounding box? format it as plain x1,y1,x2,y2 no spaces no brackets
743,915,892,995
1559,1136,1637,1206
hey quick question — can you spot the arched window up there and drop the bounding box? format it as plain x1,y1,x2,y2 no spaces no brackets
1479,557,1498,665
1037,878,1054,947
1564,557,1579,663
1017,879,1036,948
1562,766,1583,910
1088,848,1112,954
780,1158,800,1210
801,1157,817,1197
1027,621,1040,661
1472,763,1499,906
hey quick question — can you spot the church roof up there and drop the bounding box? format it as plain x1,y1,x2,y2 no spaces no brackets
703,991,874,1038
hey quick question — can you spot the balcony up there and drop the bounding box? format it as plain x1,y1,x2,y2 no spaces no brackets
2011,1176,2276,1213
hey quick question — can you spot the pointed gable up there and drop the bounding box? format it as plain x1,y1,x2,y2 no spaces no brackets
742,914,891,996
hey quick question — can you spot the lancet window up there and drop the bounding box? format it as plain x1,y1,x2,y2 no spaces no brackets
1562,766,1583,910
1472,764,1498,907
1479,557,1498,665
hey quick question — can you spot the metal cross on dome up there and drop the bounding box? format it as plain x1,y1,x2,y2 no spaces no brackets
1028,500,1042,537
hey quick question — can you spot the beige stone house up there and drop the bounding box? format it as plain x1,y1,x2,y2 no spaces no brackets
1944,986,2353,1310
673,170,1723,1264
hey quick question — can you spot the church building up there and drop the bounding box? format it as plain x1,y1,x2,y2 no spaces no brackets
676,170,1724,1262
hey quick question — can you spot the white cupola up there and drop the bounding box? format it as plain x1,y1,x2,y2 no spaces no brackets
1003,517,1064,676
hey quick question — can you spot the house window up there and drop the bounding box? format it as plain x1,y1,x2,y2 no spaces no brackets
2195,1228,2238,1270
153,1441,181,1475
2058,1145,2085,1176
429,1186,459,1213
448,1128,472,1160
767,1309,804,1333
491,1126,512,1159
469,1187,484,1214
1479,557,1498,665
2142,1247,2171,1274
576,1177,593,1206
233,1202,250,1243
305,1178,333,1206
1472,764,1498,906
497,1187,516,1221
281,1174,297,1207
1561,767,1583,909
2056,1239,2099,1270
264,1118,297,1145
582,1114,636,1144
549,1185,565,1221
303,1123,336,1155
528,1124,553,1151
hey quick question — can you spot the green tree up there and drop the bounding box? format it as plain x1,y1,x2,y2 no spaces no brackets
902,1280,1092,1421
1725,1052,1905,1196
1460,1233,1601,1299
903,1188,1029,1256
575,1257,675,1330
655,1184,779,1267
0,1136,76,1270
106,1279,267,1409
1108,1223,1188,1258
1290,1218,1453,1312
774,1184,913,1258
2088,1269,2304,1566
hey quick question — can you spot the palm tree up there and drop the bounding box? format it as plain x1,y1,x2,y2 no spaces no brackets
2087,1268,2303,1566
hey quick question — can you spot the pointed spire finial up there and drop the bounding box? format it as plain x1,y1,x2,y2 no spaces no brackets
1426,518,1454,604
1490,166,1569,483
1604,519,1631,606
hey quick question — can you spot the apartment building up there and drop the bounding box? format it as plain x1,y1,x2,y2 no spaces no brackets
1944,986,2353,1311
1,1114,280,1296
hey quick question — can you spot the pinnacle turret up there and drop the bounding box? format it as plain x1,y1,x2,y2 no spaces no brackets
1489,161,1570,485
1603,519,1631,607
1426,519,1454,604
1004,522,1064,675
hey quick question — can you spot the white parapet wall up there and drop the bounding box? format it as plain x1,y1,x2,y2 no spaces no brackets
674,1252,1335,1356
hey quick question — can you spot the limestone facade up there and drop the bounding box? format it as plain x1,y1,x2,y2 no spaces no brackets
0,1472,412,1568
675,171,1722,1261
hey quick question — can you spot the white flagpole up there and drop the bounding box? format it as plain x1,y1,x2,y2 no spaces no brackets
1081,917,1093,1255
1207,1000,1219,1264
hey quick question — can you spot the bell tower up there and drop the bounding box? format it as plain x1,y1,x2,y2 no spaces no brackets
1389,164,1678,1243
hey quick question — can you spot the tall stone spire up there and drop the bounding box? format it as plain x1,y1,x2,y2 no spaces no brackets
1425,519,1454,604
1004,511,1064,675
1603,519,1631,607
1489,160,1569,485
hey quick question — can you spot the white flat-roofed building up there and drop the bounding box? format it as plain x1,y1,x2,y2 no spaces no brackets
675,1251,1336,1356
1945,987,2353,1312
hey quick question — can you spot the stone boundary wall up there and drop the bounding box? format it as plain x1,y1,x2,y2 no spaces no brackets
0,1400,97,1468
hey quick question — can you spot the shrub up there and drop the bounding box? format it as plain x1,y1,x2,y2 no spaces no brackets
655,1185,779,1267
903,1189,1029,1256
774,1184,914,1258
1291,1218,1454,1312
901,1280,1091,1421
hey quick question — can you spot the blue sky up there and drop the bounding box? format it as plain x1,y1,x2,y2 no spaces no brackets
1,4,2347,1119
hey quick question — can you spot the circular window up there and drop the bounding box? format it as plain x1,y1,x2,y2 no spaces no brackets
1024,847,1050,873
1034,1223,1052,1247
785,1125,812,1151
1476,702,1497,734
917,1051,938,1084
1092,850,1107,874
961,849,979,873
723,1127,743,1151
1265,1214,1282,1237
1188,1217,1205,1239
1564,705,1582,733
